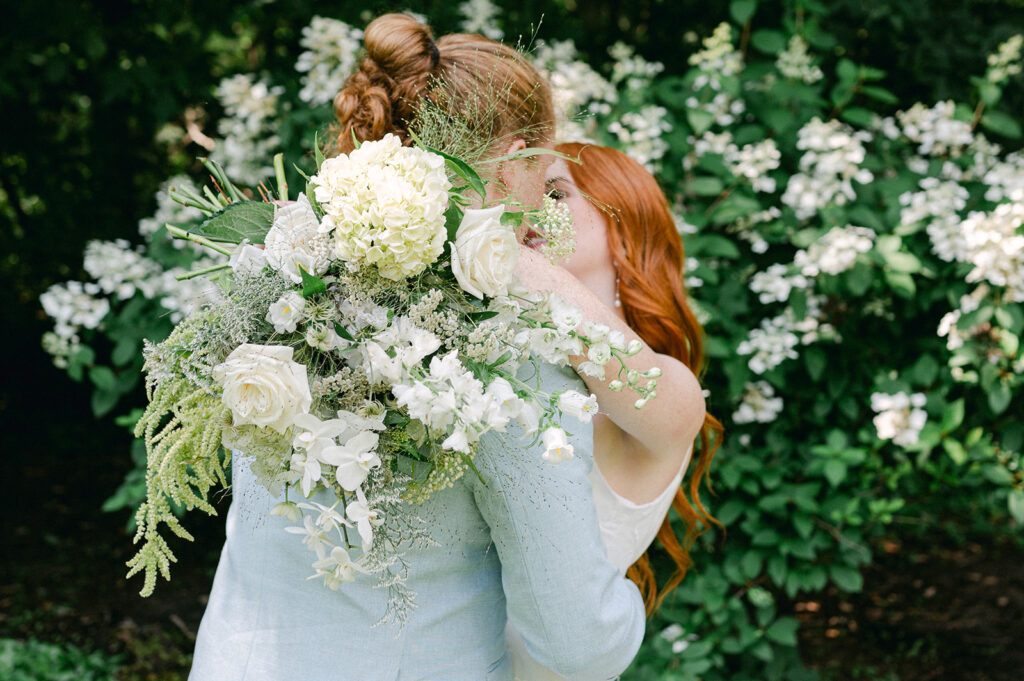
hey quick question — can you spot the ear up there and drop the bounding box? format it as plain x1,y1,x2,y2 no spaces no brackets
498,138,528,185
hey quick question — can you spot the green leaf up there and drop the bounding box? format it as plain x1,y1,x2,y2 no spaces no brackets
836,58,858,83
981,110,1023,139
830,564,864,592
689,176,725,196
943,399,965,431
313,131,325,170
427,146,486,200
765,617,799,646
884,251,923,273
112,338,137,367
686,108,716,135
741,550,763,579
884,270,916,298
861,85,899,105
942,439,968,465
445,204,464,243
751,29,787,55
729,0,758,24
299,268,327,299
988,381,1012,415
909,354,940,385
804,346,826,381
91,388,119,417
844,261,873,296
693,234,742,258
88,366,117,392
823,460,847,487
468,310,499,322
1008,489,1024,524
841,107,875,127
333,322,354,342
190,201,275,244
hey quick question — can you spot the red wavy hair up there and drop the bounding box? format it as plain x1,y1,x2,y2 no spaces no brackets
556,142,724,613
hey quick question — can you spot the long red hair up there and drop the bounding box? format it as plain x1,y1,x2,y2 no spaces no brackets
556,142,724,613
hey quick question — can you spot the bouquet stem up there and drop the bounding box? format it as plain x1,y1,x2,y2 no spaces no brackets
165,224,234,256
274,153,288,202
176,263,232,281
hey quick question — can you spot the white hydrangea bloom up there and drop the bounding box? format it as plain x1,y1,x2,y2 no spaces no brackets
312,134,451,280
458,0,504,40
794,225,876,276
896,101,974,157
733,381,784,424
776,35,824,84
871,392,928,447
295,17,364,106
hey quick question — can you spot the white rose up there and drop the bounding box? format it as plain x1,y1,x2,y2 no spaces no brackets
267,292,305,334
229,242,267,275
450,205,518,299
265,194,332,284
212,344,312,433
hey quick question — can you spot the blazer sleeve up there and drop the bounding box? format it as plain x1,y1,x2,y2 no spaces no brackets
466,362,646,681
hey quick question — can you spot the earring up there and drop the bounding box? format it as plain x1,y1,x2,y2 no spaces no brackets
613,269,622,308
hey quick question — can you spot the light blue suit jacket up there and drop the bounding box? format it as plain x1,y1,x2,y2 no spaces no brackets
189,362,645,681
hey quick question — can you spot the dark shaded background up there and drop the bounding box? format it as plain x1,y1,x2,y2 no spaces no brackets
2,0,1023,678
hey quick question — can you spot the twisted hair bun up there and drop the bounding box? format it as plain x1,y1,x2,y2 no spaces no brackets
333,14,439,152
331,13,554,156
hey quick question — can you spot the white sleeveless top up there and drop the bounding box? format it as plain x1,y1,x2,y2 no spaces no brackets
506,445,693,681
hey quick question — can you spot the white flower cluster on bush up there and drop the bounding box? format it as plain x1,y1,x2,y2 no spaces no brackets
871,392,928,447
532,39,617,143
896,101,974,157
794,225,876,277
607,106,672,171
83,239,163,299
737,296,835,374
311,134,451,280
458,0,504,40
749,264,809,304
137,176,203,247
899,178,970,262
733,381,784,424
212,74,284,184
776,35,823,84
295,17,363,106
782,118,873,220
961,202,1024,301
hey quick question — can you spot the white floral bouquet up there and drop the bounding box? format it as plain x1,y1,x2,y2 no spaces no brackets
126,132,659,617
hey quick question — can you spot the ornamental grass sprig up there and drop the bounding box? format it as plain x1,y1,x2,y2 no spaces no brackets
127,376,230,596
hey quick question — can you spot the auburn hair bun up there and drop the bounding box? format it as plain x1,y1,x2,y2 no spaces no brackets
332,14,439,153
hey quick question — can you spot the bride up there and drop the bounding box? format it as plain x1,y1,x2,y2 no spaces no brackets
188,14,647,681
509,142,720,680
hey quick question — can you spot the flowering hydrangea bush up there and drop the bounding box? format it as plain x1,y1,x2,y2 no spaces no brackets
38,1,1023,677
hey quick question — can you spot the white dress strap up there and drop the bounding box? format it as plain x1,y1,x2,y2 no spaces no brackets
586,444,692,574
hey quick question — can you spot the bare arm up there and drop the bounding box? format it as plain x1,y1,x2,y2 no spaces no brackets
514,246,706,467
